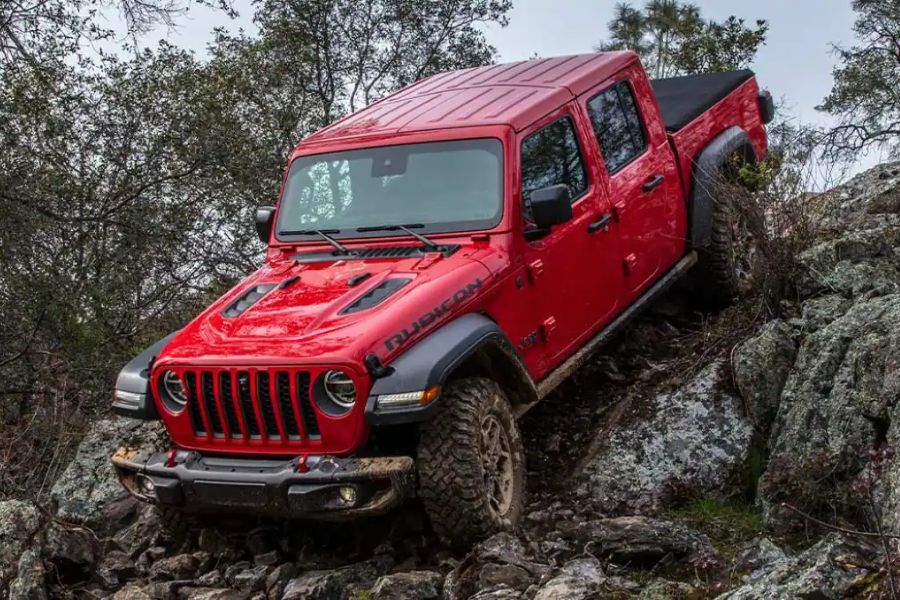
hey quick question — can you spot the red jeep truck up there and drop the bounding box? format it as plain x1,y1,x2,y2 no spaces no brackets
112,52,772,546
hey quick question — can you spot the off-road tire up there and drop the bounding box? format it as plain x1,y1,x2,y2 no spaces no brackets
416,377,526,547
694,161,761,307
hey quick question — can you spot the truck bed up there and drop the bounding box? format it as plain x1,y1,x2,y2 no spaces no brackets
650,70,755,132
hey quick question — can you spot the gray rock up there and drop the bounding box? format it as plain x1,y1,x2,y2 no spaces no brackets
580,361,754,515
7,549,47,600
44,521,97,572
638,579,697,599
759,294,900,529
556,516,716,564
281,561,380,600
177,588,249,600
533,557,605,600
732,320,796,435
443,534,550,600
231,564,269,592
369,571,443,599
715,535,872,599
732,538,789,580
264,562,295,599
96,550,136,589
148,553,200,581
793,293,851,333
113,505,166,558
51,418,167,528
0,501,43,594
467,586,523,600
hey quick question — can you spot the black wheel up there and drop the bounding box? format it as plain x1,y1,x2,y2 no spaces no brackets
416,377,525,547
694,157,762,306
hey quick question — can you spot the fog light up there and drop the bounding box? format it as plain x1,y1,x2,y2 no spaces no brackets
137,475,156,497
338,485,358,506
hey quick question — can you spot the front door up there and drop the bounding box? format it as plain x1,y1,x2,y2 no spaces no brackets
518,108,623,374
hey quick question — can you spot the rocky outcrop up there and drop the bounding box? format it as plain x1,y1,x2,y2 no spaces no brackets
579,361,754,515
716,535,874,599
755,163,900,532
732,319,796,435
0,500,45,599
20,161,900,599
50,418,167,529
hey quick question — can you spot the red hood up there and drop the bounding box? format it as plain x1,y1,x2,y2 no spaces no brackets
154,241,499,370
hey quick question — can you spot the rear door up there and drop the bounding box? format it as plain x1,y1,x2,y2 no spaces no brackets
518,108,623,371
581,70,683,298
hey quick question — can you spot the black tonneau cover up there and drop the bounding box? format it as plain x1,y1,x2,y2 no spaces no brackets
650,70,754,132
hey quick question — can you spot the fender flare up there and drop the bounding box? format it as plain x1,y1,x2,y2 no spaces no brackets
365,314,536,426
112,331,179,420
689,126,758,249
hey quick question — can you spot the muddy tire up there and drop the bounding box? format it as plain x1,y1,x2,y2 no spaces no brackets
416,377,525,547
694,161,761,307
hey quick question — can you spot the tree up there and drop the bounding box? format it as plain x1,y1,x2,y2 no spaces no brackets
819,0,900,160
598,1,768,78
0,0,235,71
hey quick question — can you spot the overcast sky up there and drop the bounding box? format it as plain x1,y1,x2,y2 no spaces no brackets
134,0,883,175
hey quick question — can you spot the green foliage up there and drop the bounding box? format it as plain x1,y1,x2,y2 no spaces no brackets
819,0,900,159
668,498,766,556
598,0,768,77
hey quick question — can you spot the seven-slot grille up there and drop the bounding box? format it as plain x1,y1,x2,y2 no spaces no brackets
178,368,320,441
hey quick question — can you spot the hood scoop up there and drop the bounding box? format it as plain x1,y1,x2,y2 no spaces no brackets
222,284,276,318
341,278,411,314
292,244,459,264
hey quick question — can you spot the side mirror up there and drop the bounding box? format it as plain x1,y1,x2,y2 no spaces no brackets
530,185,572,230
255,206,275,243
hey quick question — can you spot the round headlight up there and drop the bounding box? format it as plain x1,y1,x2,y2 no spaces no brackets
322,370,356,409
161,370,187,409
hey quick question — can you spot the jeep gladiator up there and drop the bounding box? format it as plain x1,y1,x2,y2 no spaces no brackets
112,52,773,546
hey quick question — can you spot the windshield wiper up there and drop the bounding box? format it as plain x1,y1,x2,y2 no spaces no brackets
278,229,350,254
356,223,440,252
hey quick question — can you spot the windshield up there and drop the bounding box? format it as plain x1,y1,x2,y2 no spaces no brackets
275,139,503,240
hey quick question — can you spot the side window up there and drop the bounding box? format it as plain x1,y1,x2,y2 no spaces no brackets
520,116,588,218
587,81,647,174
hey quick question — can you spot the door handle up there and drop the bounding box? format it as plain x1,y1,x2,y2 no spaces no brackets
587,213,611,234
642,174,664,193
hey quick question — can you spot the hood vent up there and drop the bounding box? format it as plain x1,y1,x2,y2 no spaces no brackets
222,284,276,318
292,244,459,264
341,278,411,314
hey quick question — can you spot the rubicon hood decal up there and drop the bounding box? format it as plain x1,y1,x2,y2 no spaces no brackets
384,277,484,351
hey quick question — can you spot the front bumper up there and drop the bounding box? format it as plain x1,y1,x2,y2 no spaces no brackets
112,447,415,520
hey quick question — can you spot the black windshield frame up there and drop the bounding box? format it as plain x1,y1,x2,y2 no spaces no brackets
274,138,505,243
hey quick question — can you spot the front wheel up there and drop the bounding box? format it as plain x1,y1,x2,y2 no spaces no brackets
416,377,526,547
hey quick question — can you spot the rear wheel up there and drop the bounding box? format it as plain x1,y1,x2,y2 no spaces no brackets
416,377,525,547
694,154,762,306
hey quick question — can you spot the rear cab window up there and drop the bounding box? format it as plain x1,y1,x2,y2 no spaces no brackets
520,116,588,222
586,81,647,174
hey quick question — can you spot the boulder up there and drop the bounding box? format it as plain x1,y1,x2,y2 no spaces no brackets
51,418,167,529
281,561,381,600
732,320,796,435
0,500,43,595
758,293,900,530
7,549,47,600
715,535,873,599
555,516,717,565
369,571,443,599
533,558,605,600
443,533,550,600
580,361,753,515
177,588,249,600
148,553,200,581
